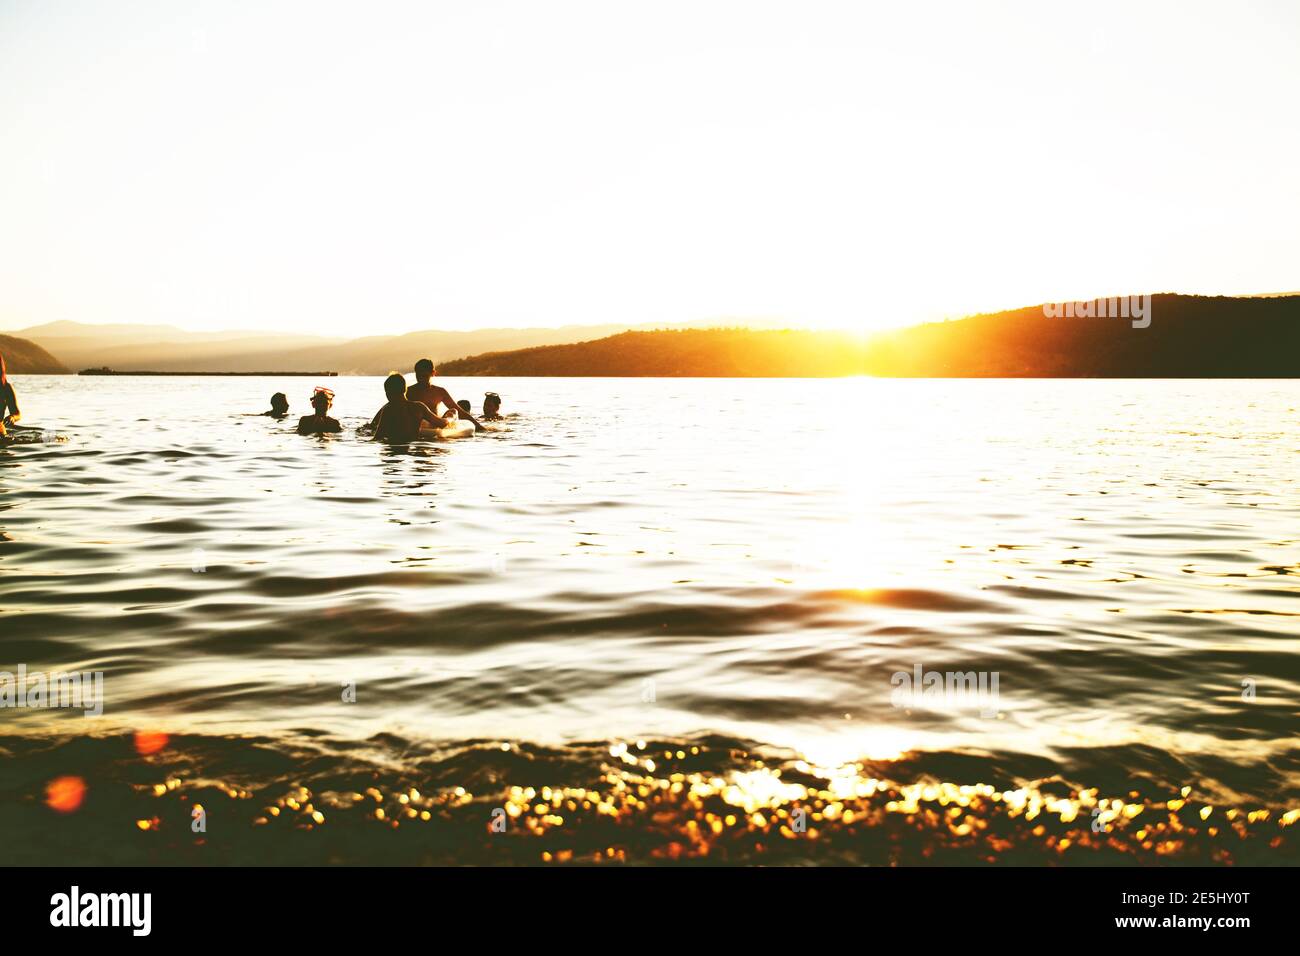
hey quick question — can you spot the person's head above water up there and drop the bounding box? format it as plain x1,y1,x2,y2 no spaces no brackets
383,373,407,400
484,392,501,414
269,392,289,415
457,399,471,413
414,358,434,382
310,391,332,415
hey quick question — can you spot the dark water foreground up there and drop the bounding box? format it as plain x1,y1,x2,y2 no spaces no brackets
5,731,1297,866
5,377,1300,866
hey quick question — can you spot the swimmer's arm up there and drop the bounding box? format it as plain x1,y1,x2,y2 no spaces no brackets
422,393,455,423
436,387,484,431
414,401,443,426
458,406,485,431
420,387,454,422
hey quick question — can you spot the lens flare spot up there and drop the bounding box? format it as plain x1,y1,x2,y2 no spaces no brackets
45,776,86,813
134,732,169,755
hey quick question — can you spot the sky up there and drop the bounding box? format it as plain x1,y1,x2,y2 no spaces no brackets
1,0,1298,337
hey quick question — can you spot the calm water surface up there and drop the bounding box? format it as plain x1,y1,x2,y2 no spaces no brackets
3,375,1299,864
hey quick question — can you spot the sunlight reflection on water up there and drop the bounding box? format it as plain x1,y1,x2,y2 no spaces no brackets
3,376,1300,816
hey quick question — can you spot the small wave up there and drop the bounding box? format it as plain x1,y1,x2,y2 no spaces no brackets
4,731,1297,866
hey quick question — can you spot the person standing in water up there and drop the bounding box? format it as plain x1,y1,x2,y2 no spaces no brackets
371,373,446,442
297,387,342,435
0,352,20,439
406,359,484,432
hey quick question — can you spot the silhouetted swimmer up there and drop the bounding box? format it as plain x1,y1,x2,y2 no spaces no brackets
457,399,471,414
406,358,484,432
298,387,342,435
483,392,503,420
263,392,290,418
371,373,444,442
0,351,20,440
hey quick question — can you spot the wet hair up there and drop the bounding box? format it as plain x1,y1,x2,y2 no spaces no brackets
270,392,289,413
484,392,501,410
414,358,434,375
384,373,407,399
457,399,471,413
311,392,330,413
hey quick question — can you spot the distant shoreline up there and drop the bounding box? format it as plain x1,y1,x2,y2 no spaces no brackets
77,369,338,377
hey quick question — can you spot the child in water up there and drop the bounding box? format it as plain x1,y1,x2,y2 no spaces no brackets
371,373,445,442
298,387,342,435
483,392,503,420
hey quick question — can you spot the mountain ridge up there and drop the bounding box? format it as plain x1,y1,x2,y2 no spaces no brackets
0,334,70,374
4,319,785,374
436,294,1300,377
9,295,1300,376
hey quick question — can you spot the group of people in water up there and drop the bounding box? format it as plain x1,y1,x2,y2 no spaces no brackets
261,358,504,441
1,350,501,445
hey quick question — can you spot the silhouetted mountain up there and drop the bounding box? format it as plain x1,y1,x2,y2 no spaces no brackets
865,294,1300,376
271,325,638,375
0,334,70,373
438,295,1300,377
439,328,873,376
8,318,792,374
11,295,1299,376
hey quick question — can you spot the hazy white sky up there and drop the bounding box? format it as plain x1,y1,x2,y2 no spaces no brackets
2,0,1297,336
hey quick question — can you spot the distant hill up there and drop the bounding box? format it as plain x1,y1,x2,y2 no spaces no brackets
270,324,638,375
865,293,1300,376
439,328,873,376
12,321,344,373
10,294,1300,376
15,319,294,342
9,320,648,374
439,295,1300,377
6,318,794,374
0,334,70,374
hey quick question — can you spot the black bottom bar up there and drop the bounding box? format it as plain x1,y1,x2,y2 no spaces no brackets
9,865,1284,941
